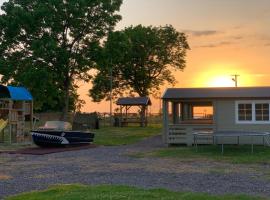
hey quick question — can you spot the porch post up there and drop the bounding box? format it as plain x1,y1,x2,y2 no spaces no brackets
162,99,169,144
183,103,189,121
188,104,193,119
180,103,184,122
212,100,217,132
172,102,179,124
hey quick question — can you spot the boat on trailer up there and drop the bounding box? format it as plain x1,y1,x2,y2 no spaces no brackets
31,121,95,147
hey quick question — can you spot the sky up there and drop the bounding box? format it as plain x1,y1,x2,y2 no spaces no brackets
1,0,270,113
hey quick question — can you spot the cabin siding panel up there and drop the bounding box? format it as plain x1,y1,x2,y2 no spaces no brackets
215,100,270,144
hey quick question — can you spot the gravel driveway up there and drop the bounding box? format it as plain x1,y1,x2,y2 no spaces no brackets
1,135,270,199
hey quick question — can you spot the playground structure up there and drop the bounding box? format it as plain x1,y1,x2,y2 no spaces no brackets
0,85,33,143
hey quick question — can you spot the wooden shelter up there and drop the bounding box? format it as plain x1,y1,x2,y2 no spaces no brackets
0,85,33,143
162,87,270,146
116,97,152,127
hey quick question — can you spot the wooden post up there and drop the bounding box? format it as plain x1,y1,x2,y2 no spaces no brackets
125,105,128,119
212,100,217,132
30,101,34,131
172,102,179,124
162,100,169,144
21,101,25,142
180,103,184,122
120,105,123,127
145,106,148,127
8,100,12,144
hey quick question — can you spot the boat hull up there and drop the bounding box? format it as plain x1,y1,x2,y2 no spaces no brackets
31,130,95,147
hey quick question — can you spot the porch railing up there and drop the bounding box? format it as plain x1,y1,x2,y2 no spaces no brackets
168,124,214,145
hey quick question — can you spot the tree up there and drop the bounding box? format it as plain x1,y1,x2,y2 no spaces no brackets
90,25,189,100
0,0,122,118
90,25,189,126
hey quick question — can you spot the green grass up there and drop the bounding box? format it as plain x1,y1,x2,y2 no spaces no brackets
6,184,266,200
94,124,161,146
145,145,270,164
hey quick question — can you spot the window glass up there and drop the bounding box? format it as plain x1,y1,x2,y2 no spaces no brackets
255,103,269,121
238,103,252,121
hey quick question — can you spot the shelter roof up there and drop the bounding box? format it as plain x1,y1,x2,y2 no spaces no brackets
116,97,151,106
162,87,270,100
0,85,33,101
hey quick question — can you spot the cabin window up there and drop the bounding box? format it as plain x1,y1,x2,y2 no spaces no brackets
236,101,270,124
238,103,252,121
255,103,269,121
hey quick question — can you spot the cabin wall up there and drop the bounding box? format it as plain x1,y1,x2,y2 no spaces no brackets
215,100,270,144
163,99,270,145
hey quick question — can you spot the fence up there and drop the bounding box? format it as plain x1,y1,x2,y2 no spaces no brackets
98,112,162,127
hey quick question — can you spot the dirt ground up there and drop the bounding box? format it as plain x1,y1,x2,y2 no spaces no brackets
1,135,270,199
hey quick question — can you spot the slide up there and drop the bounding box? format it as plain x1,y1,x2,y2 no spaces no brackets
0,119,8,142
0,119,8,132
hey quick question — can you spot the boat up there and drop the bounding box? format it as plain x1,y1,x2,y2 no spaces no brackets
31,121,95,147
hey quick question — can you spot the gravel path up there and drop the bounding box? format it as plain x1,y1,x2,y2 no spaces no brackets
1,135,270,199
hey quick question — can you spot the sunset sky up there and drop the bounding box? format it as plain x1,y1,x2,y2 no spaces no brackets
1,0,270,113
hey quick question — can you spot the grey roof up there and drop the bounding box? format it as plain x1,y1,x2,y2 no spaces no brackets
162,87,270,99
116,97,152,106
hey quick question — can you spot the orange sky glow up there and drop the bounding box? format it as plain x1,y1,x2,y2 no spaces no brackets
1,0,270,113
79,0,270,113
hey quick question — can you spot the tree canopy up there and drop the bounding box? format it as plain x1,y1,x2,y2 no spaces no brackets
0,0,122,117
90,25,190,102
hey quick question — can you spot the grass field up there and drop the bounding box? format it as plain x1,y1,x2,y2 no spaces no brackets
6,184,265,200
141,145,270,164
94,124,161,146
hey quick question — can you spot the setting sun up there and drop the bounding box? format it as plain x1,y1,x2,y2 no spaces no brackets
188,62,256,88
207,76,235,87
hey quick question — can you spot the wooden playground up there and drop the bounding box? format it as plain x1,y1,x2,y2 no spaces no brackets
0,85,33,143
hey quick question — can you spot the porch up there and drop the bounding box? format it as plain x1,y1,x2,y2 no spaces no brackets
163,100,215,145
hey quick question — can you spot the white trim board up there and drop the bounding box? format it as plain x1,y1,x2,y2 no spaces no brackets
235,100,270,124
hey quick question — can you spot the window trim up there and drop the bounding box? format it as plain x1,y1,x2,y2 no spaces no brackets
235,100,270,124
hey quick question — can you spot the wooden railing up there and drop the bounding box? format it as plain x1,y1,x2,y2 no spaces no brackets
168,124,214,145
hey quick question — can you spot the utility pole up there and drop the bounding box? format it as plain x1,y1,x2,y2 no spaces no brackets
110,62,113,126
231,74,240,87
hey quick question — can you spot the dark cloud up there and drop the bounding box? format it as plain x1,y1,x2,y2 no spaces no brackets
231,36,243,40
195,41,233,48
264,43,270,46
183,30,221,37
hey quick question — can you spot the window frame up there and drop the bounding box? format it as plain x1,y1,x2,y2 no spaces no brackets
235,100,270,124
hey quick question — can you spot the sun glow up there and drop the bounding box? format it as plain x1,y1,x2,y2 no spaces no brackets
207,76,235,87
189,62,255,88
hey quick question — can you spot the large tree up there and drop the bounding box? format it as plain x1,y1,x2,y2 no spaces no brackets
90,24,189,100
0,0,122,118
90,25,189,126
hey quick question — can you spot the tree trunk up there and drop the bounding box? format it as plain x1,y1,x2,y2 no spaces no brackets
62,89,69,121
61,78,70,121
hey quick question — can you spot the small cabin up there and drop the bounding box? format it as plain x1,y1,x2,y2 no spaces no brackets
0,85,33,143
162,87,270,146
